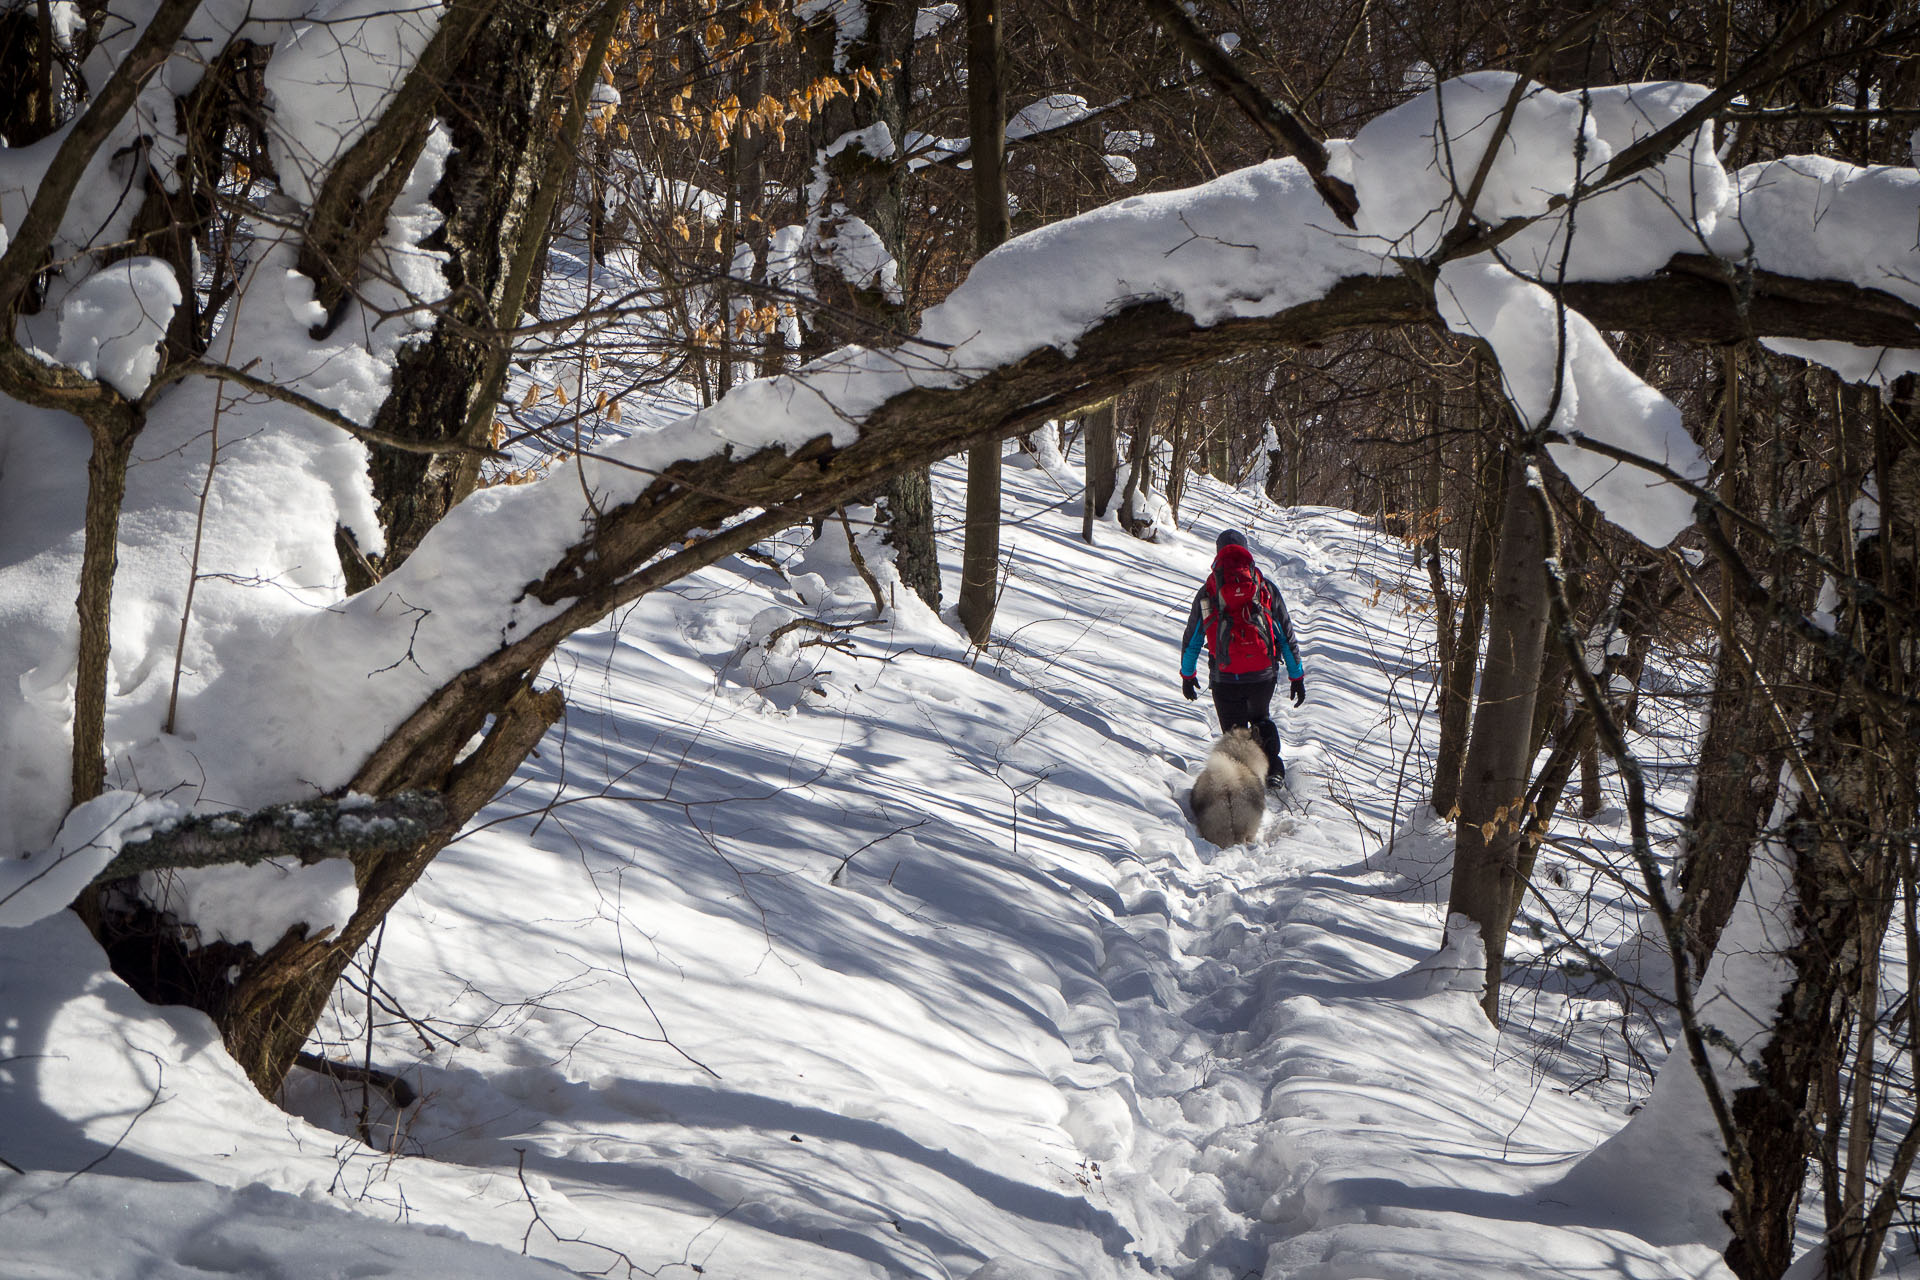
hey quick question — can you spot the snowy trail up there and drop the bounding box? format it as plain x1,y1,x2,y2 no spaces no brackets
3,449,1716,1280
1070,507,1719,1280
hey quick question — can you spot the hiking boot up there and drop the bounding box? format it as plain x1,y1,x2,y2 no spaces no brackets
1266,762,1286,790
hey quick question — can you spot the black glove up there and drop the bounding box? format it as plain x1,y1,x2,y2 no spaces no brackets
1182,676,1199,701
1290,677,1306,706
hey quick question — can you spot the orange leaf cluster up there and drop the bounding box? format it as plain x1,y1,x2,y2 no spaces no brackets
733,304,782,335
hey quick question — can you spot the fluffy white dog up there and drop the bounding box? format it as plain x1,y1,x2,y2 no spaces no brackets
1190,728,1268,847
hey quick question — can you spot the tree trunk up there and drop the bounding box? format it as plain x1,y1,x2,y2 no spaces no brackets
1511,558,1665,918
1578,740,1602,817
1722,739,1902,1280
1421,415,1453,800
71,416,141,807
957,0,1010,646
1163,373,1195,522
1265,416,1304,509
363,3,592,570
1721,388,1920,1280
796,0,936,611
91,4,617,1093
959,443,1002,645
1528,500,1597,762
217,682,565,1092
1516,708,1595,897
1432,440,1503,817
1083,398,1118,540
1680,351,1783,970
1446,448,1552,1020
881,466,941,610
1119,380,1163,537
0,6,61,146
1286,429,1303,507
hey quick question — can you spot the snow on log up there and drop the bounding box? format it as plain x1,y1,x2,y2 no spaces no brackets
97,791,446,883
1437,259,1705,547
0,790,445,931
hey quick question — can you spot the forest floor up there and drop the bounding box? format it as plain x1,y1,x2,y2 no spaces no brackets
2,444,1750,1278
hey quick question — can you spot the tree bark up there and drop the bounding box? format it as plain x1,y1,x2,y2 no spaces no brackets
1432,439,1504,818
84,4,614,1091
1163,373,1195,523
364,3,602,569
0,0,203,318
957,0,1011,647
1119,379,1164,537
0,6,60,146
70,418,139,808
0,0,203,814
959,442,1003,645
93,793,447,883
295,2,494,330
1446,449,1552,1020
1512,559,1664,911
214,683,563,1094
1208,420,1231,480
1576,730,1603,817
1083,398,1118,537
1421,403,1454,802
881,465,941,610
1269,423,1303,508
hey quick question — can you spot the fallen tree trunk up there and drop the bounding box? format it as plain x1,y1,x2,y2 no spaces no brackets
203,256,1920,1093
92,792,447,884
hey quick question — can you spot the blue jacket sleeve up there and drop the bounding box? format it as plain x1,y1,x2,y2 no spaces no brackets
1179,587,1207,679
1267,574,1304,680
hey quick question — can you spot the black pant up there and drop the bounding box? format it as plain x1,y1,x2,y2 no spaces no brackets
1212,679,1281,777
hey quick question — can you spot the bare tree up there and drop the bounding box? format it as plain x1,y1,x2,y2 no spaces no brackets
957,0,1012,645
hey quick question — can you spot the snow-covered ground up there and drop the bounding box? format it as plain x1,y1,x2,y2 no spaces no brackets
1,442,1737,1279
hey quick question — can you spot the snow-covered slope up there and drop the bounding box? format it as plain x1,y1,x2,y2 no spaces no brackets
2,447,1713,1278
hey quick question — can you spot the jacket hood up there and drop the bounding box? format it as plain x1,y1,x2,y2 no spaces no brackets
1213,541,1256,574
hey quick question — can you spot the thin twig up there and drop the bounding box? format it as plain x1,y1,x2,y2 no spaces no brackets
169,359,504,457
1139,0,1358,226
292,1049,418,1111
830,818,929,884
837,506,887,618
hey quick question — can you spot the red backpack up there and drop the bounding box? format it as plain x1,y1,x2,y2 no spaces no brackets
1205,544,1279,675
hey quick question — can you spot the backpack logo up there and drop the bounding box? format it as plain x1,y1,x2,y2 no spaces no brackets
1205,544,1277,675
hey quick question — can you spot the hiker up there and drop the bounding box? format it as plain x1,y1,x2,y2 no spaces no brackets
1179,529,1304,785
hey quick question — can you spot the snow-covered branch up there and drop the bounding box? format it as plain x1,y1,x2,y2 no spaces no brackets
1141,0,1357,226
93,792,447,885
0,0,203,315
72,84,1920,845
